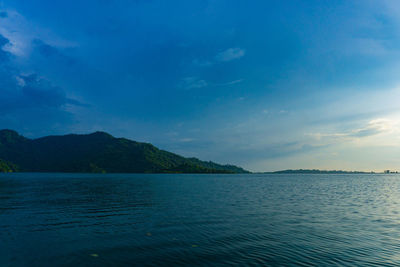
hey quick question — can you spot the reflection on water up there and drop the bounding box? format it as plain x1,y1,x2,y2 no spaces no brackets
1,173,400,266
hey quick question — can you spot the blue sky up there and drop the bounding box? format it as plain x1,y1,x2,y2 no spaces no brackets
1,0,400,171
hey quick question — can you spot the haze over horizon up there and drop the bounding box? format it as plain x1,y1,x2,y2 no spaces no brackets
1,1,400,172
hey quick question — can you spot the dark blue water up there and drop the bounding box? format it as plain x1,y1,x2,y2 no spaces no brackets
1,173,400,266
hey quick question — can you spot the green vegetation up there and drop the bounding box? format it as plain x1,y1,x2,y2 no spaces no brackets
0,159,19,172
162,163,235,174
0,129,248,174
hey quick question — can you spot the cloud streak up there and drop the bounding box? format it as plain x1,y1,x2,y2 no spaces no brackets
179,77,208,90
308,118,399,144
214,79,244,86
216,47,246,62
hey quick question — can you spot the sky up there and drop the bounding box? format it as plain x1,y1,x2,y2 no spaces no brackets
1,0,400,172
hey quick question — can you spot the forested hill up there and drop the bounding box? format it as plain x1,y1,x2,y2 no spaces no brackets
0,129,248,174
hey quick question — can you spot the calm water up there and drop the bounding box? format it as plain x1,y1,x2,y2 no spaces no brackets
1,173,400,266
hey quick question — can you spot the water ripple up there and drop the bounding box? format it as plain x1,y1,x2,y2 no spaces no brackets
1,173,400,266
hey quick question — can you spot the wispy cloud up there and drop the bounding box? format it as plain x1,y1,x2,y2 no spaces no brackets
216,47,245,62
308,118,399,143
192,47,246,69
214,79,244,86
343,38,389,56
179,77,208,90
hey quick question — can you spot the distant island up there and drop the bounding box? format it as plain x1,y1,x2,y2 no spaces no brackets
0,129,249,174
263,169,395,174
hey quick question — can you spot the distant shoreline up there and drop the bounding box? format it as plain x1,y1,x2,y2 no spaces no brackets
259,169,398,174
1,170,399,175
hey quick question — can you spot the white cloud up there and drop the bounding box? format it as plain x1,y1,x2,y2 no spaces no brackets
215,47,245,62
343,38,389,56
179,77,208,90
214,79,244,86
0,9,76,57
192,48,245,68
307,117,400,145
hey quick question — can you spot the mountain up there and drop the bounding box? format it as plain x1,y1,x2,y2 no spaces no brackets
0,129,249,174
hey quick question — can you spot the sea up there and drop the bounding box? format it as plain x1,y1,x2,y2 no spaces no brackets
1,173,400,266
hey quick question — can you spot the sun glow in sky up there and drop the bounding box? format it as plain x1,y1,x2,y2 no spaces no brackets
1,0,400,171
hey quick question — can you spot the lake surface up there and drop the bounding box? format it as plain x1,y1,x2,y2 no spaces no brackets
1,173,400,266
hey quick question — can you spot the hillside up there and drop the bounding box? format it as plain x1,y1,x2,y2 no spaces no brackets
0,129,248,174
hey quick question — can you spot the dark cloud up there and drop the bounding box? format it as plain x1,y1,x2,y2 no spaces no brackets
0,35,17,93
0,35,11,63
0,73,87,113
33,39,60,58
0,34,86,133
20,74,68,108
0,74,71,114
32,39,76,66
0,35,8,46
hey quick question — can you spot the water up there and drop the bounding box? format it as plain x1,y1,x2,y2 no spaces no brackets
1,173,400,266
